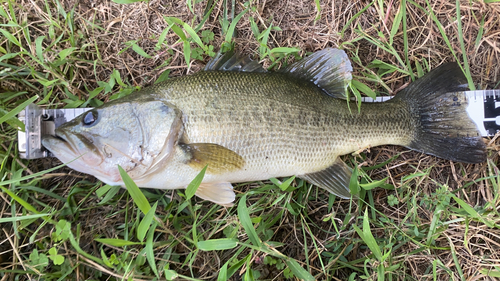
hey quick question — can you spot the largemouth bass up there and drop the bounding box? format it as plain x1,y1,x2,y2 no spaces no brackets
42,49,486,205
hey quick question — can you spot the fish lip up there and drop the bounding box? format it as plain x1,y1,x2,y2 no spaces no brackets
42,131,79,156
53,133,67,143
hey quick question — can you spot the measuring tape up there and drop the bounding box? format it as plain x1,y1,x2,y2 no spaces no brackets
17,90,500,159
18,104,92,159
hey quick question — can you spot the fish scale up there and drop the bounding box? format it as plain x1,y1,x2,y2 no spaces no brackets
163,71,413,177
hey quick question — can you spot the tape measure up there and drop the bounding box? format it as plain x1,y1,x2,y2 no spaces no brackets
17,90,500,159
18,104,92,159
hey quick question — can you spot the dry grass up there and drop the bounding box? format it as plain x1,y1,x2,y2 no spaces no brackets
1,0,500,280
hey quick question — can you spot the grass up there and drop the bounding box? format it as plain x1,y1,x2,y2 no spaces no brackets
0,0,500,280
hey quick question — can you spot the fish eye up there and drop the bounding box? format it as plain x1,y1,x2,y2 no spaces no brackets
83,111,98,126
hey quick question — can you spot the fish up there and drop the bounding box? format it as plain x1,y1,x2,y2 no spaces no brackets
41,48,487,205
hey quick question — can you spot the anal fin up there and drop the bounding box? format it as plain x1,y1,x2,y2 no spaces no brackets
195,182,236,206
298,158,352,198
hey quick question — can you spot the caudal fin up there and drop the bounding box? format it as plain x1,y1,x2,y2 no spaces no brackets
394,63,486,164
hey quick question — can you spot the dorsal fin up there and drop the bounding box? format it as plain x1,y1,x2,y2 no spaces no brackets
281,48,352,99
204,50,266,73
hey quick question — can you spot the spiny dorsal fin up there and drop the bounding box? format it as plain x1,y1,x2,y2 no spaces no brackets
282,48,352,99
204,50,266,73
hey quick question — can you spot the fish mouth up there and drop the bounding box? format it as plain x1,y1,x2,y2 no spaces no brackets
42,131,106,175
53,133,67,143
42,131,75,155
42,131,98,160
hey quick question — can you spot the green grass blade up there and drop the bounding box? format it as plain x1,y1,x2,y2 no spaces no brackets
224,9,248,43
349,165,360,196
69,230,104,265
474,16,485,49
146,221,159,277
137,201,158,242
58,47,77,60
217,261,229,281
182,23,204,48
95,238,143,246
197,238,239,251
118,165,151,215
0,213,48,223
0,161,73,186
270,47,301,54
0,95,38,129
183,40,191,65
131,42,152,58
479,268,500,277
340,3,373,38
0,52,20,63
0,185,39,214
237,194,261,247
455,0,475,90
425,0,458,63
447,236,465,281
185,165,207,200
227,254,249,278
355,208,383,261
360,177,389,191
164,267,179,280
351,80,376,99
276,176,296,191
389,4,403,46
155,26,171,50
285,259,315,281
0,28,22,47
401,0,414,80
451,195,495,228
35,36,45,62
97,185,121,205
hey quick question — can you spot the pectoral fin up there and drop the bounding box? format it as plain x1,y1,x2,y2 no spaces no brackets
299,158,353,198
195,182,236,206
180,143,245,174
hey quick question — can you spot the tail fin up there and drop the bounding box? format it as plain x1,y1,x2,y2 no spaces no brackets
394,62,486,163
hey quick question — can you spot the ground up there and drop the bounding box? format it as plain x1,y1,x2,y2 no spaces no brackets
0,0,500,280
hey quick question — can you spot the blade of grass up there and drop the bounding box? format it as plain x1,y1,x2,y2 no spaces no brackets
224,8,248,43
455,0,475,90
137,201,158,241
451,195,495,228
146,221,159,277
0,185,40,214
353,208,383,261
425,0,459,62
237,194,261,247
285,259,315,281
95,238,143,246
0,95,38,129
0,213,48,223
118,165,151,215
197,238,239,251
185,165,207,200
401,0,414,80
